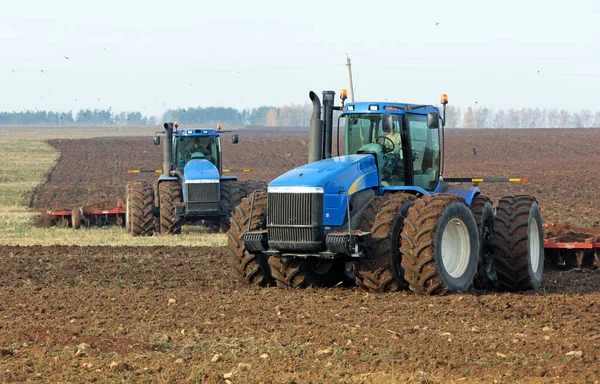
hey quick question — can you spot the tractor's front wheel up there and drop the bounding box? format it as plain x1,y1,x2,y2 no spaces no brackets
219,180,245,232
158,181,183,235
401,194,479,295
493,195,544,291
354,193,416,292
226,192,272,286
127,181,155,236
269,257,346,288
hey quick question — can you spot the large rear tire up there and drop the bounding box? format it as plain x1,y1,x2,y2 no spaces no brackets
471,195,497,289
219,180,245,232
354,193,416,292
401,194,479,295
158,181,183,235
226,192,272,286
128,181,155,237
493,195,544,291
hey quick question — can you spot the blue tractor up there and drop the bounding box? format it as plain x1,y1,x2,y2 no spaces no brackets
125,122,266,236
227,91,544,294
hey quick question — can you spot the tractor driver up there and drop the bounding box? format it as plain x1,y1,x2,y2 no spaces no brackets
385,123,402,157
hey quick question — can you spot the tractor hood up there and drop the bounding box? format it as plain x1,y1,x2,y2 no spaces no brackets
269,154,379,196
269,154,379,226
183,158,219,182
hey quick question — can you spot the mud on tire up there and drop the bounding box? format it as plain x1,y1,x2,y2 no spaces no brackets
401,194,479,295
354,193,416,292
226,192,272,286
158,180,183,235
493,195,544,291
471,195,497,289
127,181,155,237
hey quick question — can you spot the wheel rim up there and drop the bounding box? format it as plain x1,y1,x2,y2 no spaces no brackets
529,217,541,273
441,218,471,279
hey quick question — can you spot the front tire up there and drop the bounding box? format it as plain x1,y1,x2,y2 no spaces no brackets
354,193,416,292
226,192,272,286
493,195,544,291
269,257,346,288
219,180,245,232
127,181,155,237
158,181,183,235
401,194,479,295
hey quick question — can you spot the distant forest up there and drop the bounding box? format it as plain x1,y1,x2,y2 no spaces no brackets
1,104,600,128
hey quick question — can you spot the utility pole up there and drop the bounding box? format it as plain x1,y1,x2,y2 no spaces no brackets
346,56,355,102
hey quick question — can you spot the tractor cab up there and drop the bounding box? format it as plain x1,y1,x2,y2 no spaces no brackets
173,130,221,171
343,103,441,191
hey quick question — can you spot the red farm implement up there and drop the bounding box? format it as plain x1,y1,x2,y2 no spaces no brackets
46,199,126,229
544,222,600,269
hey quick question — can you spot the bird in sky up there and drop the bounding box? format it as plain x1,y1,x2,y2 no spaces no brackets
40,70,44,73
436,22,440,26
103,47,107,51
64,56,69,60
475,101,478,104
11,69,15,73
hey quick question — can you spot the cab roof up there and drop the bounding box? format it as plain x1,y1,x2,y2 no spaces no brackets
343,102,440,115
175,128,220,137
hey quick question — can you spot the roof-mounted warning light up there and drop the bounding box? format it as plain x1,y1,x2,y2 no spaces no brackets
441,94,449,105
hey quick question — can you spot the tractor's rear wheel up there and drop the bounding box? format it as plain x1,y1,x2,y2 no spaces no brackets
158,181,183,234
226,192,272,286
269,257,346,288
71,208,81,230
471,195,497,289
354,193,416,292
493,195,544,291
127,181,155,236
219,180,245,232
401,194,479,295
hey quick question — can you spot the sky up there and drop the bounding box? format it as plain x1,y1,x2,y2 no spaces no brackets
1,0,599,117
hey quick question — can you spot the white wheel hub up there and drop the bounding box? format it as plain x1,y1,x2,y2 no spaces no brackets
441,218,471,279
529,217,540,273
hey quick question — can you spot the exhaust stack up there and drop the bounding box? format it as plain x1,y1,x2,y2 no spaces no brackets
322,91,335,159
308,91,323,163
163,122,174,175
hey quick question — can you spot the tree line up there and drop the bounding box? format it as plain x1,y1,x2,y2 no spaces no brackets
0,109,156,125
1,104,600,128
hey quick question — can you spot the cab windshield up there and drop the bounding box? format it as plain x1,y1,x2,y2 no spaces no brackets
174,136,220,169
344,113,441,190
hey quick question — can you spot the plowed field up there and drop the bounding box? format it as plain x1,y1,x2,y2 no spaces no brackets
2,127,599,382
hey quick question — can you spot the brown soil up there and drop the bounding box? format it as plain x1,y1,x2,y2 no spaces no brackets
9,127,600,382
0,245,598,383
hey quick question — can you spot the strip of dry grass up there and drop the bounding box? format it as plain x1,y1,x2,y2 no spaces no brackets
0,138,227,246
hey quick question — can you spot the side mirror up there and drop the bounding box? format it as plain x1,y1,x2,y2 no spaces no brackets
153,136,160,145
427,112,440,129
381,114,394,133
232,134,239,144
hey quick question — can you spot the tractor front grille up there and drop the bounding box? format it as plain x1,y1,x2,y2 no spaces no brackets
267,192,323,248
186,182,220,203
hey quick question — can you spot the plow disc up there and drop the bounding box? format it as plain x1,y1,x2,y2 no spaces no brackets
544,222,600,269
46,199,126,229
